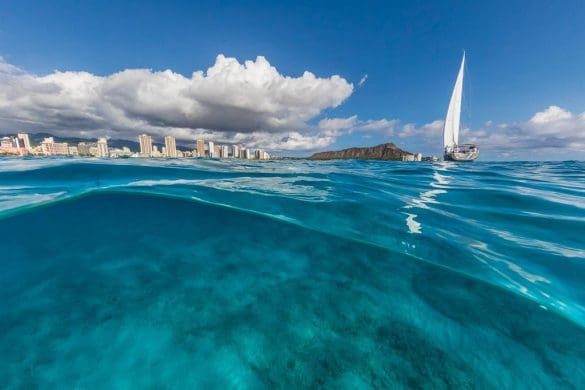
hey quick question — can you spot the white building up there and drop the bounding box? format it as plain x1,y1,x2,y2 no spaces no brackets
17,133,31,151
0,137,13,149
139,134,153,157
208,141,215,158
220,145,229,158
232,145,240,158
41,137,54,155
109,146,132,158
152,145,164,157
164,135,177,158
255,149,269,160
53,142,69,155
97,137,109,158
0,136,19,154
40,137,68,155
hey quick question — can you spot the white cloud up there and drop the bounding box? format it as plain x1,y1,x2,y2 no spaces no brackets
357,118,399,134
155,128,335,152
0,56,24,74
358,74,368,87
318,115,398,137
529,105,572,125
466,106,585,153
398,120,444,139
0,55,353,150
317,115,358,136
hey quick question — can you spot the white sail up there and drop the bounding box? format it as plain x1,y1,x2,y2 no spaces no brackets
443,52,465,149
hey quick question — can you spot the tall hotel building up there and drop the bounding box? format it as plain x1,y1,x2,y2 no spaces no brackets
164,135,177,158
97,137,109,158
220,145,229,158
208,141,215,158
139,134,153,157
17,133,31,151
196,139,205,158
232,145,240,158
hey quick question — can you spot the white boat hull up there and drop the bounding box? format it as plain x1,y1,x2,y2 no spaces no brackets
444,150,479,161
444,144,479,162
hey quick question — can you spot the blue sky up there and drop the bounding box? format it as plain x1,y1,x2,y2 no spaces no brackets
0,0,584,159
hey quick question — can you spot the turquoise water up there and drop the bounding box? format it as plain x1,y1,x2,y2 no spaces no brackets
1,157,584,388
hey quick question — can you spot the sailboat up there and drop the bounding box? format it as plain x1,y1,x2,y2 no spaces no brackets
443,51,479,161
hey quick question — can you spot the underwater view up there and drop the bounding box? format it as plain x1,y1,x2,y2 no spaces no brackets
1,158,584,388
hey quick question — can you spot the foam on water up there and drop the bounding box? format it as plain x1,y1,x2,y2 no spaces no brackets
1,157,584,387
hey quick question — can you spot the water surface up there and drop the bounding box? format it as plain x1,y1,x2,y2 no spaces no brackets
1,158,584,388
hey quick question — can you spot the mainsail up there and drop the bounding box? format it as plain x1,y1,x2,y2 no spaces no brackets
443,52,465,149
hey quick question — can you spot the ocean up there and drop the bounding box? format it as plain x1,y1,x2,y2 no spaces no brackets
1,157,584,388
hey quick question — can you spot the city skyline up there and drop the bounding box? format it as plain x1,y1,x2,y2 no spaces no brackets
0,132,271,160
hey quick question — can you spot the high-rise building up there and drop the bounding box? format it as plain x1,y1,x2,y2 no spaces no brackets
164,135,177,158
139,134,153,157
208,141,215,158
242,148,252,159
196,139,205,158
17,133,31,150
97,137,109,158
232,145,240,158
254,149,270,160
220,145,229,158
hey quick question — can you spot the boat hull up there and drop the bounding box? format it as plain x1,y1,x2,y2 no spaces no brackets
444,144,479,162
444,150,479,161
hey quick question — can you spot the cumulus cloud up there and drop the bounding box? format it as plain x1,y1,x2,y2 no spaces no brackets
467,106,585,153
357,118,399,134
318,115,358,136
318,115,398,137
180,128,336,152
0,55,353,150
398,119,444,139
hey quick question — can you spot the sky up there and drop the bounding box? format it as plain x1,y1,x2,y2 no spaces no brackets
0,0,584,159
